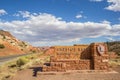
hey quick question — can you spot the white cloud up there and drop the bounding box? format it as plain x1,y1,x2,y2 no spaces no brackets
90,0,103,2
14,11,31,18
90,0,120,12
0,11,119,46
101,20,111,24
105,0,120,12
109,24,120,36
0,9,7,16
32,38,80,46
75,14,82,19
106,37,115,41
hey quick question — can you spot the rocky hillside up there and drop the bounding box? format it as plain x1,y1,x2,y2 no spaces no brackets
106,41,120,56
0,30,40,56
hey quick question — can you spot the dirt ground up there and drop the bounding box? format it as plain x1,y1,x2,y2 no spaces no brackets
10,65,120,80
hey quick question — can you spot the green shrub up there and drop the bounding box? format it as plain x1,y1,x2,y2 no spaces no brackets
2,35,6,39
117,53,120,56
0,44,5,49
16,57,29,67
8,63,16,68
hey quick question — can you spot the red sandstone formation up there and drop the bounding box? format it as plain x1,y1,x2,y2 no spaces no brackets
0,39,24,56
0,30,40,56
44,47,54,55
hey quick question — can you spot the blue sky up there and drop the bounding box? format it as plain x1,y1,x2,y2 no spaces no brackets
0,0,120,46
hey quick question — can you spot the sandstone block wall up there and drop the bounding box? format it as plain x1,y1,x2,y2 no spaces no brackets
42,42,111,72
43,59,90,72
93,56,109,70
91,43,109,70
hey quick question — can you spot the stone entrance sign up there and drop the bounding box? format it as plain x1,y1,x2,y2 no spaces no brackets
42,43,110,72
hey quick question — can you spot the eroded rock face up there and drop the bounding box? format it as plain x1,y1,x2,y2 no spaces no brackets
0,30,40,56
43,43,111,72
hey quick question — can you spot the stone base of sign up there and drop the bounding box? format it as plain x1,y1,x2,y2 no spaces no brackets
43,59,91,72
38,69,118,75
42,43,111,72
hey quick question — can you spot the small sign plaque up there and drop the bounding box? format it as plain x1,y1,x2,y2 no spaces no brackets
102,59,109,62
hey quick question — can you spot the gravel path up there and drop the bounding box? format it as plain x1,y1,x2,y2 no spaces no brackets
11,66,120,80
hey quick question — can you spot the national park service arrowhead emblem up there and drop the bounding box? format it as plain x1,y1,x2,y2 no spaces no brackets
97,44,105,55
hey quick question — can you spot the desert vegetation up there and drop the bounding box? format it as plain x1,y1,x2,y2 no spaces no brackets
109,57,120,68
0,44,5,49
106,41,120,56
0,52,50,80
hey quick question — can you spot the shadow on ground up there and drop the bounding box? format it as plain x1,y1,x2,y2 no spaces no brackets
29,63,50,77
29,66,42,77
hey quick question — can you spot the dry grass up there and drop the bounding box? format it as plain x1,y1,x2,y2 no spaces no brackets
109,57,120,67
0,52,49,80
